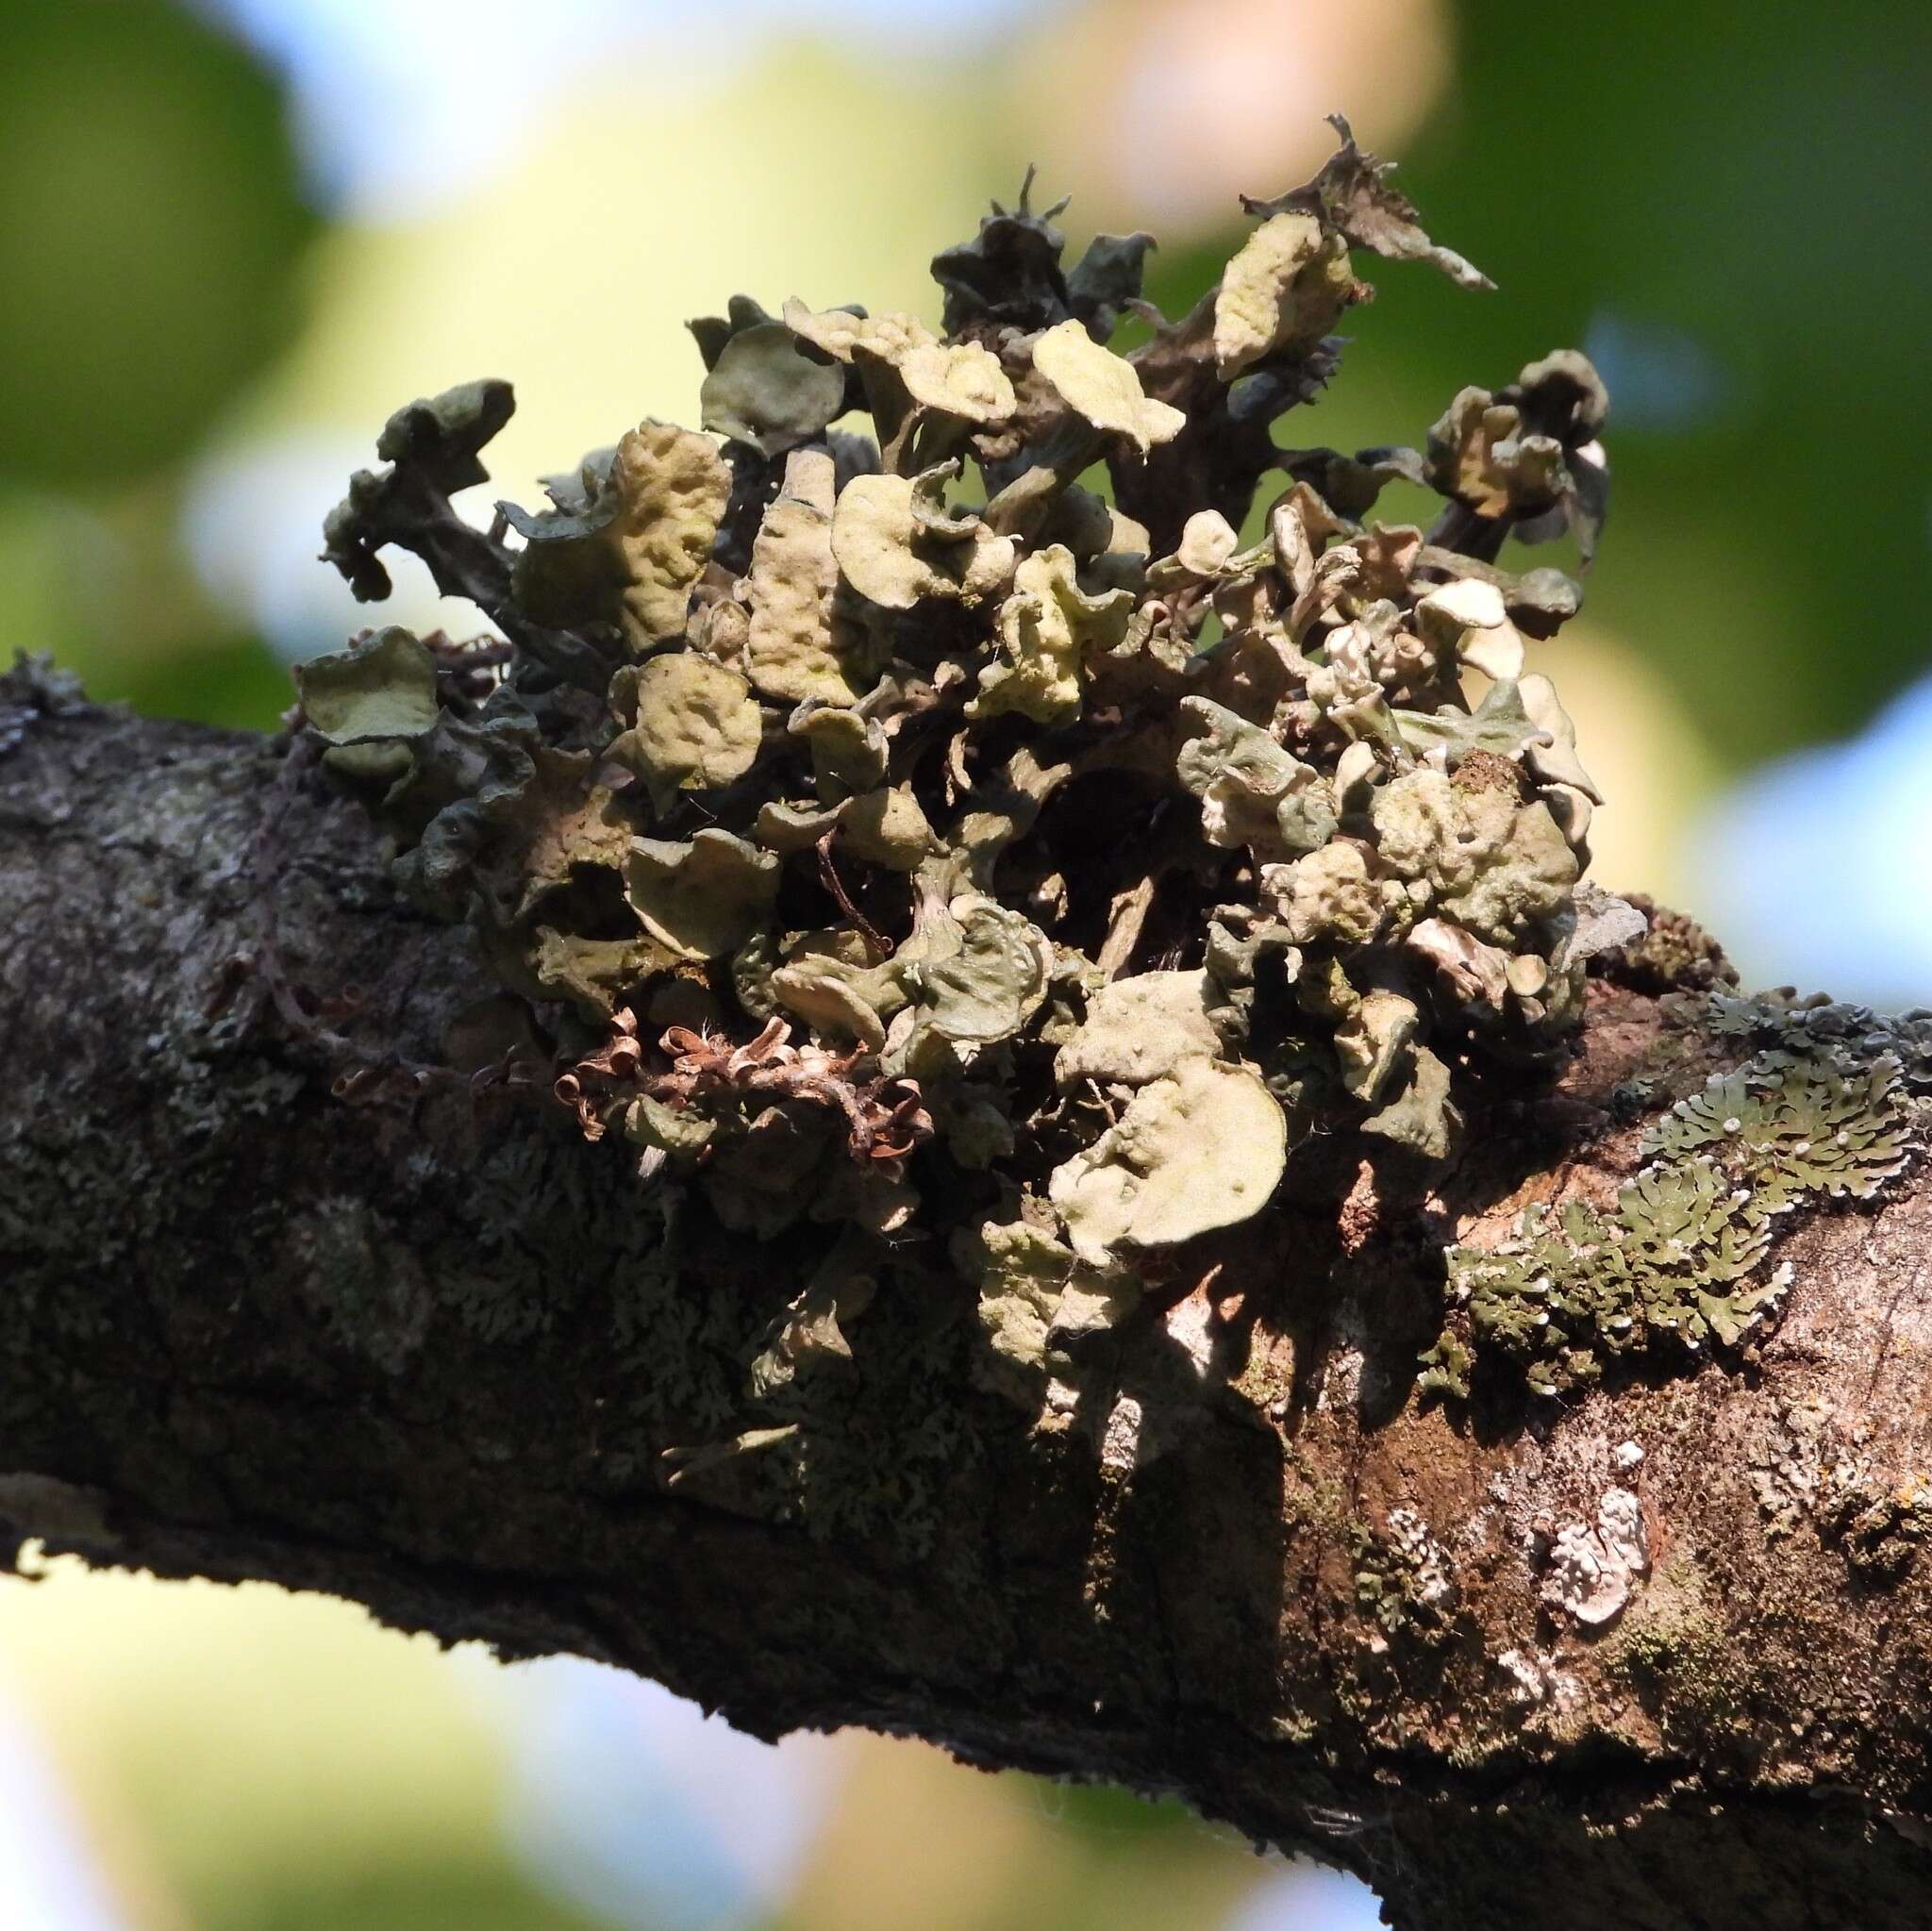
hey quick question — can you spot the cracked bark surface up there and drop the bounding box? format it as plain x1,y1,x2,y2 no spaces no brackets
4,671,1931,1931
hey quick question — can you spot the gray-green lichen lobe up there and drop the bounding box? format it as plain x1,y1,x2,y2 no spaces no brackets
1352,1507,1457,1641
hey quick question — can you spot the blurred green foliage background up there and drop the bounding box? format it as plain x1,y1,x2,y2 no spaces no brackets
0,2,1924,1926
7,0,1925,762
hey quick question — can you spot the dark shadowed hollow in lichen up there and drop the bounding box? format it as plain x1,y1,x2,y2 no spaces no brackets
295,118,1926,1412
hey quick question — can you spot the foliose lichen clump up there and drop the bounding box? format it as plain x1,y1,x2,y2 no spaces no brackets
303,120,1635,1385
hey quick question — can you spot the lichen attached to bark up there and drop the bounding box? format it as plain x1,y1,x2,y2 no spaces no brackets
300,121,1657,1439
1433,999,1929,1396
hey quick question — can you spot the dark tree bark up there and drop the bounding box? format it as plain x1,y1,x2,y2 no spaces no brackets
4,663,1931,1931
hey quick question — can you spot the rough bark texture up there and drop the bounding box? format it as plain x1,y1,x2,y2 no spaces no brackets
5,672,1932,1931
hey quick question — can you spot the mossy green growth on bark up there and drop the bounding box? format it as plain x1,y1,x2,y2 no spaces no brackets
1427,996,1931,1398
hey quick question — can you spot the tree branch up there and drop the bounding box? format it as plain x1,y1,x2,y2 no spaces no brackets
5,676,1931,1931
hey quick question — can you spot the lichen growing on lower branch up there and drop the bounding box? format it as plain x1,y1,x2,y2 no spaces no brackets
1428,997,1931,1398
